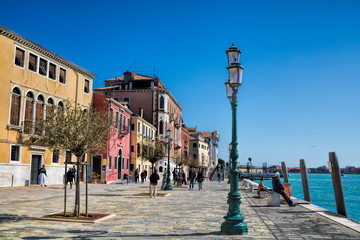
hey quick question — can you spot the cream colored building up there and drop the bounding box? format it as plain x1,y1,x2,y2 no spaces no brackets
130,110,157,174
189,131,210,170
0,26,96,186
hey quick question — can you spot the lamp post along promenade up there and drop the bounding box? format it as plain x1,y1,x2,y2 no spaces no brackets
221,44,248,235
164,129,173,190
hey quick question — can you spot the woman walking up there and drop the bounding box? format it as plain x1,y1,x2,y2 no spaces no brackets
39,165,47,187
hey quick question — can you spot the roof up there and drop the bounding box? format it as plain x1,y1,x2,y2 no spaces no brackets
105,73,157,82
0,25,96,79
94,86,119,91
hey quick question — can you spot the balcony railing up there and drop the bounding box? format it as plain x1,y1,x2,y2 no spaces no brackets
21,121,44,136
118,124,129,138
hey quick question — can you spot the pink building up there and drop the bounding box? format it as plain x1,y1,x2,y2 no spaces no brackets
92,92,132,183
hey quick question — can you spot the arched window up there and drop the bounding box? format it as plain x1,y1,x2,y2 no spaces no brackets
47,98,54,117
10,87,21,126
159,120,164,134
24,92,34,123
159,95,164,109
36,95,45,121
159,166,163,172
58,101,64,115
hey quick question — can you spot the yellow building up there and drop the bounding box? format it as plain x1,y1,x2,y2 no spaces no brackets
130,110,157,175
0,26,96,186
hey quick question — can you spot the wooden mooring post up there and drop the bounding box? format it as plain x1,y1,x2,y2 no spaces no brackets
300,159,311,202
329,152,347,217
281,162,289,184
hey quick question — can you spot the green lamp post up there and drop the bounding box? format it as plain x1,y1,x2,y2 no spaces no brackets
221,43,248,235
164,129,173,190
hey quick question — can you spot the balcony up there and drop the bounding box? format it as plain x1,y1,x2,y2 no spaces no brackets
21,121,43,143
118,124,129,138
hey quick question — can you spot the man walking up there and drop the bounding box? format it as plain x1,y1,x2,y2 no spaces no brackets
272,172,296,207
149,169,160,198
188,167,196,190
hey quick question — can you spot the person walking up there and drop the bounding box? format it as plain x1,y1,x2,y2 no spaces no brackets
144,169,148,182
217,171,221,182
149,169,160,198
188,167,196,190
65,168,74,189
141,170,145,183
124,173,130,185
197,169,204,190
134,169,139,183
272,172,296,207
182,170,187,185
71,165,76,185
39,165,47,187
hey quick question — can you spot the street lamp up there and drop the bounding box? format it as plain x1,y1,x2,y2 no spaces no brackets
164,129,173,190
221,44,248,235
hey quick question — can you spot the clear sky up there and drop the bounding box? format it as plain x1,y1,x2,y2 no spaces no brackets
2,0,360,168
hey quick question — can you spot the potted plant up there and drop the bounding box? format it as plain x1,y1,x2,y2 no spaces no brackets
91,172,101,184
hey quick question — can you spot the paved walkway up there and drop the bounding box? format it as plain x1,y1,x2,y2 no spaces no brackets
0,181,359,239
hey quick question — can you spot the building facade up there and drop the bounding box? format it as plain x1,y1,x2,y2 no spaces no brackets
199,131,220,168
0,26,95,186
95,71,182,174
187,128,210,174
92,92,132,183
130,110,157,175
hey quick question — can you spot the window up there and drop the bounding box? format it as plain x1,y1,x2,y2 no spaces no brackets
58,101,65,115
39,58,48,76
59,68,66,84
137,143,141,156
159,120,164,134
28,53,38,72
10,87,21,126
11,145,20,161
130,145,134,152
47,98,54,117
36,95,45,121
193,143,197,148
131,123,135,131
113,97,119,101
123,97,130,105
137,122,140,133
49,63,56,80
115,112,119,129
109,108,113,122
159,95,164,109
15,47,25,67
114,156,118,169
108,156,112,169
66,151,72,162
84,79,90,93
52,149,60,163
24,92,34,133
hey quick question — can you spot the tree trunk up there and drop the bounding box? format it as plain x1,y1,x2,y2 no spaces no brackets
73,156,81,217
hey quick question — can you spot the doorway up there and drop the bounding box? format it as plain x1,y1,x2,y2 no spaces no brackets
30,155,42,185
117,149,122,179
92,155,102,177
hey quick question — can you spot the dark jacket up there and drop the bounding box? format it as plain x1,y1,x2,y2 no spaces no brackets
272,177,284,193
196,172,204,182
149,173,160,185
189,170,196,180
66,171,73,183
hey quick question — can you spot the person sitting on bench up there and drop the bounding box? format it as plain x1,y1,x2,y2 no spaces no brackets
272,172,296,207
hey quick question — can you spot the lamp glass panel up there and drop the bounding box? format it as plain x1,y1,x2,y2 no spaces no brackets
228,66,240,84
227,51,240,65
225,82,232,98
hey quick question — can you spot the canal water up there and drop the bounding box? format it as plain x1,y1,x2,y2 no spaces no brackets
260,173,360,222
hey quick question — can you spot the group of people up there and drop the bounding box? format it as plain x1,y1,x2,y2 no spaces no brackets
257,172,296,207
65,166,77,189
133,169,148,183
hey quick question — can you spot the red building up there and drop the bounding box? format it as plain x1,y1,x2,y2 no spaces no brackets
92,92,132,183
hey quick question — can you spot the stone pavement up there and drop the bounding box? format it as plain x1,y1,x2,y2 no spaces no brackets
0,180,359,239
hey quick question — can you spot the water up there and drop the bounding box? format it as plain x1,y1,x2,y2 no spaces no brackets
260,173,360,222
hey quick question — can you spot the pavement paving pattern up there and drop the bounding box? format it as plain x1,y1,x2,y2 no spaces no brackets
0,180,359,239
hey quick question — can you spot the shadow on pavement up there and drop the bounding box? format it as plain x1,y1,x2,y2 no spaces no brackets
0,214,31,223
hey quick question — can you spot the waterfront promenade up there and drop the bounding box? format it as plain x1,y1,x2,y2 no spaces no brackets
0,181,359,239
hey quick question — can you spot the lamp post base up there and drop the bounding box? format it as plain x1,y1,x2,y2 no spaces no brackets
221,217,248,235
163,184,173,190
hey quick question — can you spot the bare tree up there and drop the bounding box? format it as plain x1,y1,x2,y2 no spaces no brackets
141,141,166,173
37,102,112,217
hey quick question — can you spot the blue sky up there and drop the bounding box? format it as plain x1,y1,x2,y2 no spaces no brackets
2,0,360,167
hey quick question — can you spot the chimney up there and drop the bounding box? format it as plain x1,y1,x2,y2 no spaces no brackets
123,71,133,84
139,108,144,118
